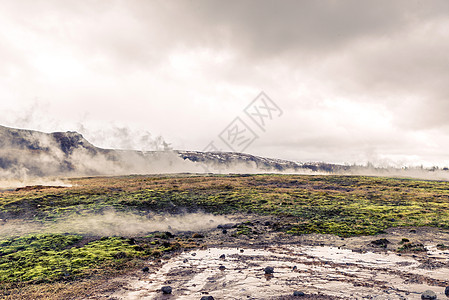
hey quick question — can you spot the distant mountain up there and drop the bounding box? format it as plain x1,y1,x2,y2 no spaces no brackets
0,125,344,179
177,151,350,173
1,125,447,180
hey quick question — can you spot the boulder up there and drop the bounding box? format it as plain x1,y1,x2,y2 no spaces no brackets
161,286,172,294
421,290,437,300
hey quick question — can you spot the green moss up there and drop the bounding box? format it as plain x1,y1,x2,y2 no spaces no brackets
397,242,426,252
2,174,449,238
0,234,144,283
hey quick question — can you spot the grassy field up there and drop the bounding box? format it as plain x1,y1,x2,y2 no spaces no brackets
1,174,449,298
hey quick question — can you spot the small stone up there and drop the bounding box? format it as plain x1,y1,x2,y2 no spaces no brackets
293,291,305,297
219,254,226,259
421,290,437,300
161,286,172,294
240,249,244,253
445,286,449,297
264,266,274,274
200,296,215,300
141,266,149,272
264,221,271,226
292,266,297,271
113,251,127,259
192,253,197,256
370,238,390,248
218,265,226,271
222,229,227,234
183,259,188,263
192,233,204,238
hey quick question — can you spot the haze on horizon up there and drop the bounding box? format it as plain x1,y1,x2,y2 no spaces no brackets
1,0,448,168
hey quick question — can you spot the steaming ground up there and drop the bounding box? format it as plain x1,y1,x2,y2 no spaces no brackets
2,174,449,299
0,211,232,237
0,178,72,191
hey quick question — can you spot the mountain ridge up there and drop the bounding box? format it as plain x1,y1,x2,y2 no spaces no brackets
0,125,340,178
1,125,447,181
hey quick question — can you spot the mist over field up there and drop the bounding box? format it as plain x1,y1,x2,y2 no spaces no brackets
0,210,231,237
1,2,449,299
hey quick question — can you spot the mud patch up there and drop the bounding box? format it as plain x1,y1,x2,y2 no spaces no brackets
113,244,449,300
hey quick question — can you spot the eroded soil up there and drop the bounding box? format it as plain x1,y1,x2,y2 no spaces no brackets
108,216,449,300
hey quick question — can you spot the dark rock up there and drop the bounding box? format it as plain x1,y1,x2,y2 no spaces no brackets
192,253,197,256
142,266,149,272
222,229,227,234
410,229,417,233
292,266,297,271
200,296,215,300
217,224,234,229
161,286,172,294
370,238,390,248
421,290,437,299
219,265,226,271
165,231,174,238
264,221,271,226
445,286,449,297
113,251,128,259
219,254,226,259
183,259,188,263
240,249,244,253
293,291,305,296
264,266,274,274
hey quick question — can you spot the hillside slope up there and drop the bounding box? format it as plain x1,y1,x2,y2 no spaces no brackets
0,125,328,179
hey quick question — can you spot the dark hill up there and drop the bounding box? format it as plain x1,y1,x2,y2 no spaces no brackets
0,125,348,179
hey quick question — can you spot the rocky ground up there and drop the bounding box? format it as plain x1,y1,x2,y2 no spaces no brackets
102,215,449,300
3,174,449,299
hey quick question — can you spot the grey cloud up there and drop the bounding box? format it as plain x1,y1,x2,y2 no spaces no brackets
1,0,449,167
171,0,449,58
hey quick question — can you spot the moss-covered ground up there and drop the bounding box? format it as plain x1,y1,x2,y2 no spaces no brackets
1,174,449,298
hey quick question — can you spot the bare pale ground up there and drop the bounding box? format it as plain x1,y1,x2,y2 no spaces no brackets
103,219,449,300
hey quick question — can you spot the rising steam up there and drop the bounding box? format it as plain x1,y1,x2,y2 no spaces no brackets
0,210,232,237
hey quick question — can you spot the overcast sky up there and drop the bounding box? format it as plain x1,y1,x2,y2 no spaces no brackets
1,0,449,167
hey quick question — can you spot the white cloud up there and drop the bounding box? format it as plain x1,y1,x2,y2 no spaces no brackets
0,0,448,167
